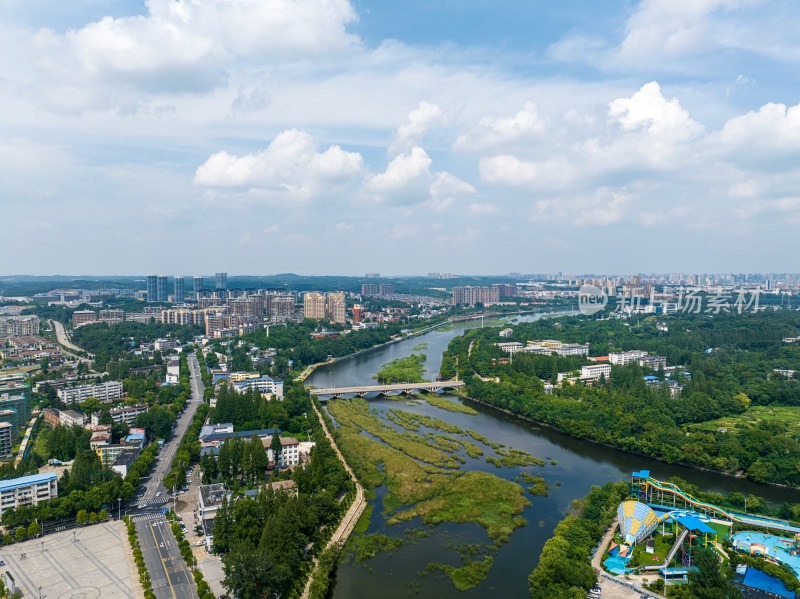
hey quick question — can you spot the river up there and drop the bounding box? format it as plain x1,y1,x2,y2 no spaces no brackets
305,314,799,598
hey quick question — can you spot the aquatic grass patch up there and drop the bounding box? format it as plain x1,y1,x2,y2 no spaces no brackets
426,555,494,590
495,447,546,467
417,394,479,415
374,354,428,384
388,471,531,540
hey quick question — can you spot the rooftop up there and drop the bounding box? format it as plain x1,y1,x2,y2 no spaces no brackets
0,472,58,492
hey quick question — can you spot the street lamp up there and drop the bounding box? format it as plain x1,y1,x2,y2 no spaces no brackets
118,497,122,521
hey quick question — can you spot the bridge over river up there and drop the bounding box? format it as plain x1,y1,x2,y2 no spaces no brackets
309,380,464,400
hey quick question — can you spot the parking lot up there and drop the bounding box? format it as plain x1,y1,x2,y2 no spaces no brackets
0,521,136,599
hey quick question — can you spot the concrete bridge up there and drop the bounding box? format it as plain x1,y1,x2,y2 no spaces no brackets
309,380,464,400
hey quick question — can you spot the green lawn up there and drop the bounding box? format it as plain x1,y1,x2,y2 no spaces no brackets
690,405,800,434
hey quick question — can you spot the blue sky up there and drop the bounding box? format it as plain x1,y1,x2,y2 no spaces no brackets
3,0,800,276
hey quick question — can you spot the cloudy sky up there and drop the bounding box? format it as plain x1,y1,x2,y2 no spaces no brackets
3,0,800,276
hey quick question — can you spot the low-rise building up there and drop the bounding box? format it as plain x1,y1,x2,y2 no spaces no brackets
230,376,284,399
270,436,300,469
59,409,86,427
110,449,139,477
90,431,111,449
72,310,98,328
57,381,123,404
166,356,181,384
43,407,61,428
496,342,524,354
609,350,648,365
554,343,590,357
639,355,667,370
109,404,147,426
580,364,612,380
98,309,125,325
0,472,58,520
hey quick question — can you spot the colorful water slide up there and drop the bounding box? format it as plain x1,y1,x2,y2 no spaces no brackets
640,528,689,571
644,478,800,534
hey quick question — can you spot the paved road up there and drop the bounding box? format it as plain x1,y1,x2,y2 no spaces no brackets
140,353,204,504
49,318,93,356
132,352,206,599
136,516,195,599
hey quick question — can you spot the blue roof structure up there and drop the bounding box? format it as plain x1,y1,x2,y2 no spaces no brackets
677,515,715,535
632,470,650,478
125,432,145,442
743,568,796,598
0,472,57,492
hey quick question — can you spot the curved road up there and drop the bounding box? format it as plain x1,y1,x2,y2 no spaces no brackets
49,319,94,357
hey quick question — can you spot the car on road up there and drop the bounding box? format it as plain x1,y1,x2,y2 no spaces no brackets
156,492,162,497
138,503,146,509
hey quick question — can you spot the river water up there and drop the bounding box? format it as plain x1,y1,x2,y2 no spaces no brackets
305,315,799,598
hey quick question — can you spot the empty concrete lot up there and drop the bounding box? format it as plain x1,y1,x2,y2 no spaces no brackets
0,521,136,599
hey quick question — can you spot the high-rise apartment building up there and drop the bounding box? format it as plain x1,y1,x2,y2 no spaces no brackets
157,275,168,302
174,276,185,303
193,276,204,298
215,273,227,290
0,316,40,336
269,295,295,319
146,275,158,302
326,292,346,324
361,283,378,296
303,292,326,320
452,286,500,306
352,304,362,323
379,283,395,296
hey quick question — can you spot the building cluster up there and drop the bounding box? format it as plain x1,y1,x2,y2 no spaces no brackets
303,292,346,324
198,423,307,469
497,339,590,357
197,478,298,547
90,423,146,476
0,335,61,364
208,370,284,401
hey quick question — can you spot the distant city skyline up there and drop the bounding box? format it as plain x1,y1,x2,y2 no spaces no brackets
3,1,800,274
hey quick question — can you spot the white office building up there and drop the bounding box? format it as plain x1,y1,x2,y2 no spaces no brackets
609,350,648,365
580,364,612,379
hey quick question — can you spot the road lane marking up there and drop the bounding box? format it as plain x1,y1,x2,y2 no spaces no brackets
149,521,177,599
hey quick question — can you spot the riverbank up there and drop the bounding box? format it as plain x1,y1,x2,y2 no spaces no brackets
297,310,537,384
456,391,800,495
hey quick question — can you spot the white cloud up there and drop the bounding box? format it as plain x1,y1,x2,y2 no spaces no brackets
194,129,364,201
454,101,547,151
468,203,497,215
608,82,701,142
363,147,433,201
24,0,359,110
479,154,575,190
390,102,444,155
716,102,800,158
390,223,419,238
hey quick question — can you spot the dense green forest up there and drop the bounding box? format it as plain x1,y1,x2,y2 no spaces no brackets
204,384,352,599
442,311,800,486
529,481,628,597
71,321,202,369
